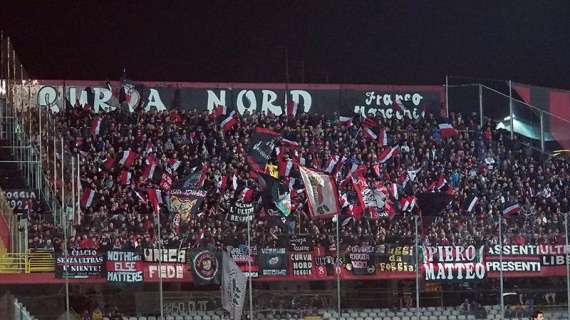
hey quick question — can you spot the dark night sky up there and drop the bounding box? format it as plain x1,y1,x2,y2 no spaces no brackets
1,1,569,89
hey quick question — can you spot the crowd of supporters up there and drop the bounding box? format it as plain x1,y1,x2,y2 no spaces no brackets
26,102,570,252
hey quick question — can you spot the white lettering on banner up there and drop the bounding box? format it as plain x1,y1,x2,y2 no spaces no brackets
423,246,482,263
207,89,313,115
424,263,486,281
144,89,167,112
261,90,282,115
143,249,186,263
489,245,569,256
38,86,167,113
237,90,257,115
542,255,570,266
485,261,542,272
364,92,423,106
354,105,423,120
290,90,312,112
206,90,226,111
68,87,88,107
164,300,210,314
148,264,184,279
93,87,115,112
37,86,60,112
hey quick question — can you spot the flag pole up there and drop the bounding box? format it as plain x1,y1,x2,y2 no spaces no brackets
445,75,449,118
77,153,81,225
499,213,504,319
564,212,570,317
414,215,420,318
247,217,253,320
336,215,341,316
156,204,164,319
61,137,69,320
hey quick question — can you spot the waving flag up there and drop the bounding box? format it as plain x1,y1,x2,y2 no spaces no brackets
119,170,132,185
337,116,353,127
221,251,247,320
502,202,521,217
221,111,239,131
299,166,341,219
119,150,137,168
465,194,479,213
363,127,378,141
378,146,399,163
279,158,294,177
80,188,96,208
91,117,103,136
438,123,459,138
247,127,280,172
378,129,388,146
286,99,298,116
147,188,162,214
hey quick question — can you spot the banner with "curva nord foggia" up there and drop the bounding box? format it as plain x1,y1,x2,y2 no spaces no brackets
27,80,444,119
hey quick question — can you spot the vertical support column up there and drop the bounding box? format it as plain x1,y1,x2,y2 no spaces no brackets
415,215,420,319
479,84,484,129
564,212,570,317
540,111,545,152
445,75,449,117
77,153,81,225
499,214,505,319
508,80,514,139
247,218,254,320
336,216,341,316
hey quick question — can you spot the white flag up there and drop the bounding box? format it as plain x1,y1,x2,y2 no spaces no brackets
299,166,341,219
221,251,247,320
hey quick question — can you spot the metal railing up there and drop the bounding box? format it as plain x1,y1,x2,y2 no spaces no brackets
0,250,54,273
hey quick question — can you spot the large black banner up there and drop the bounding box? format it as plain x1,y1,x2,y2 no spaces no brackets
345,245,376,275
169,189,206,224
55,249,104,279
35,82,443,120
247,127,279,171
260,247,288,276
289,236,314,277
228,244,259,278
189,248,222,286
105,250,144,284
227,201,255,224
375,244,416,272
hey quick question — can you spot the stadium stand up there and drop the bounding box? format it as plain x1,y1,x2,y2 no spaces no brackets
24,105,569,252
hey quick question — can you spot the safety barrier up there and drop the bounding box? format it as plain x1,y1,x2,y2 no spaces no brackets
0,250,54,273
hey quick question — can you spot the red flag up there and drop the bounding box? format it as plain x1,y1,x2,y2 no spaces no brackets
220,111,238,131
119,150,138,168
146,188,162,214
337,116,353,127
211,104,226,118
102,156,115,171
362,116,379,128
286,99,298,116
439,123,459,138
279,157,294,177
91,117,102,136
393,98,406,113
363,127,378,140
80,188,95,208
378,146,399,163
378,129,388,146
119,170,132,185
